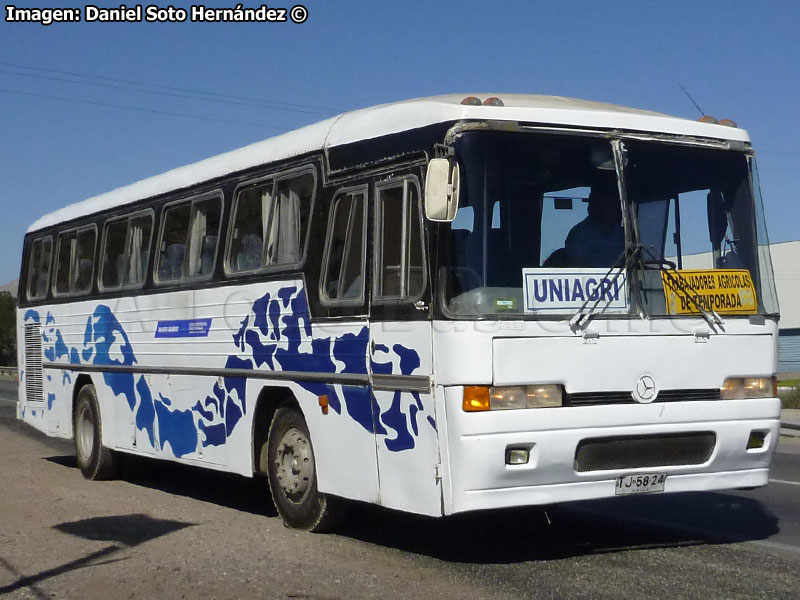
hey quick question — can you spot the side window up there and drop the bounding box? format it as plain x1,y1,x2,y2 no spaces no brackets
187,197,221,277
100,212,153,290
54,232,74,294
374,177,425,303
227,170,315,274
156,194,221,283
229,182,270,272
126,215,153,286
27,236,53,301
158,203,191,281
321,188,366,304
54,226,96,296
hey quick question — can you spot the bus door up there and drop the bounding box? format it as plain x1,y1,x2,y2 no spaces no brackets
369,176,441,516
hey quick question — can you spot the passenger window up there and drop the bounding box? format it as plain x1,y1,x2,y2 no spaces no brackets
229,183,270,272
321,188,366,304
54,233,74,294
54,226,96,296
101,212,153,290
74,229,96,293
102,219,128,288
228,170,315,273
157,195,220,282
187,198,220,277
126,215,153,285
158,203,191,281
375,178,425,302
27,237,53,301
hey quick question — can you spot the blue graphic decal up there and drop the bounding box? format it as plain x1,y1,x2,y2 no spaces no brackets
154,394,198,457
23,283,433,458
340,385,374,433
192,400,215,422
54,332,68,360
135,375,156,447
381,392,415,452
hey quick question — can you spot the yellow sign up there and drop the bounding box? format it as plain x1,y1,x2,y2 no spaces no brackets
661,269,757,315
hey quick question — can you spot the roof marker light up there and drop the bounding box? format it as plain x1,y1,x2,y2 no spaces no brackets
698,115,719,124
718,118,738,128
460,96,482,106
483,97,504,107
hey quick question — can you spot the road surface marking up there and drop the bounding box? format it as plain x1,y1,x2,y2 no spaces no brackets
769,478,800,487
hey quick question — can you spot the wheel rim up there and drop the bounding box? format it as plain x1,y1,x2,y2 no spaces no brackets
76,404,94,463
274,426,313,503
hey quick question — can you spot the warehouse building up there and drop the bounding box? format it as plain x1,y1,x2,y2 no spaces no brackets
771,241,800,374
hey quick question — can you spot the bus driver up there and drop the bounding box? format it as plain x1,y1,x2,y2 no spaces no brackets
564,184,625,267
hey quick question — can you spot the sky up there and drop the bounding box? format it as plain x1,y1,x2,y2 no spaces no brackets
1,0,799,286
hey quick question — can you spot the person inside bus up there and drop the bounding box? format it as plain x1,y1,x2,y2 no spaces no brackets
563,183,625,267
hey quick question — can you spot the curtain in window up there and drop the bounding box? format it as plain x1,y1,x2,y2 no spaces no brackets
278,187,300,264
128,224,143,284
262,187,275,265
188,207,207,276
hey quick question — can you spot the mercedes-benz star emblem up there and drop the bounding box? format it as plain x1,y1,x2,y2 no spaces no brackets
632,375,658,403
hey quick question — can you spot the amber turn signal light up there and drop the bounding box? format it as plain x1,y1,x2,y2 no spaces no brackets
463,386,490,412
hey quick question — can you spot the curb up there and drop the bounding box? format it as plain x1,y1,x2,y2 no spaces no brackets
780,422,800,431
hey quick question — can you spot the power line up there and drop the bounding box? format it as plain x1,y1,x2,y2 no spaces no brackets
0,67,336,116
0,87,290,130
0,60,342,114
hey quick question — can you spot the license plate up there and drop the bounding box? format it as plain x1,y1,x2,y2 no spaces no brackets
615,472,667,495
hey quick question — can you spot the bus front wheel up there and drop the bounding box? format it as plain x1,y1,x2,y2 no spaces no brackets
74,384,118,480
266,406,344,532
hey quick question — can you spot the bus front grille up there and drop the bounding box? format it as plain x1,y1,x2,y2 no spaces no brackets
24,322,43,403
566,389,721,406
574,432,716,472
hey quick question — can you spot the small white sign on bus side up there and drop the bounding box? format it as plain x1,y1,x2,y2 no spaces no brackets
522,268,628,313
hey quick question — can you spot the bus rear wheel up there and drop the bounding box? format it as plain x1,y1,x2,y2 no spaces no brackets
266,406,344,532
74,384,118,480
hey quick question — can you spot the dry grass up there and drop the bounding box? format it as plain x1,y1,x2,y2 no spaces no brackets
778,386,800,409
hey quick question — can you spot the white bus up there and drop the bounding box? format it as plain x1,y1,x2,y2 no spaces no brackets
17,94,781,531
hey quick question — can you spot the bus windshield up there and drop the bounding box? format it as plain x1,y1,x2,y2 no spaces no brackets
441,130,777,318
625,140,777,317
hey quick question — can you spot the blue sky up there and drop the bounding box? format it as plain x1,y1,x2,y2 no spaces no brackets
1,0,799,286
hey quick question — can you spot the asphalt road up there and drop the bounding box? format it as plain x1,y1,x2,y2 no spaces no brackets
1,378,799,599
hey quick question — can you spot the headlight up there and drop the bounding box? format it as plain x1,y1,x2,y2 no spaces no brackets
463,384,564,411
720,376,776,400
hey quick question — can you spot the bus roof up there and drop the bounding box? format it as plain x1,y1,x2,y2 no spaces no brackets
27,93,752,233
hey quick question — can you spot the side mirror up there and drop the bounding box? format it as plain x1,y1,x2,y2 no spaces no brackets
424,158,459,222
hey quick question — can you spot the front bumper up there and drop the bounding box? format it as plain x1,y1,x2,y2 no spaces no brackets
441,391,780,515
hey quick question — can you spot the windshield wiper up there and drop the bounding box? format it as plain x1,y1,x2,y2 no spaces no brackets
570,244,642,330
640,247,724,328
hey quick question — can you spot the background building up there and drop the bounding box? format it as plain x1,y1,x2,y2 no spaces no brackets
771,241,800,374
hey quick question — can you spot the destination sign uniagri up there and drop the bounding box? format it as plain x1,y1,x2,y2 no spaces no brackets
662,268,758,315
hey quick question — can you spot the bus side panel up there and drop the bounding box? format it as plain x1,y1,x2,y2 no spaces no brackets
19,302,88,439
17,281,383,503
369,320,441,516
17,306,49,435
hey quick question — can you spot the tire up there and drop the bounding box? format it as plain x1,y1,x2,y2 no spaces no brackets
266,406,345,532
74,384,118,480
